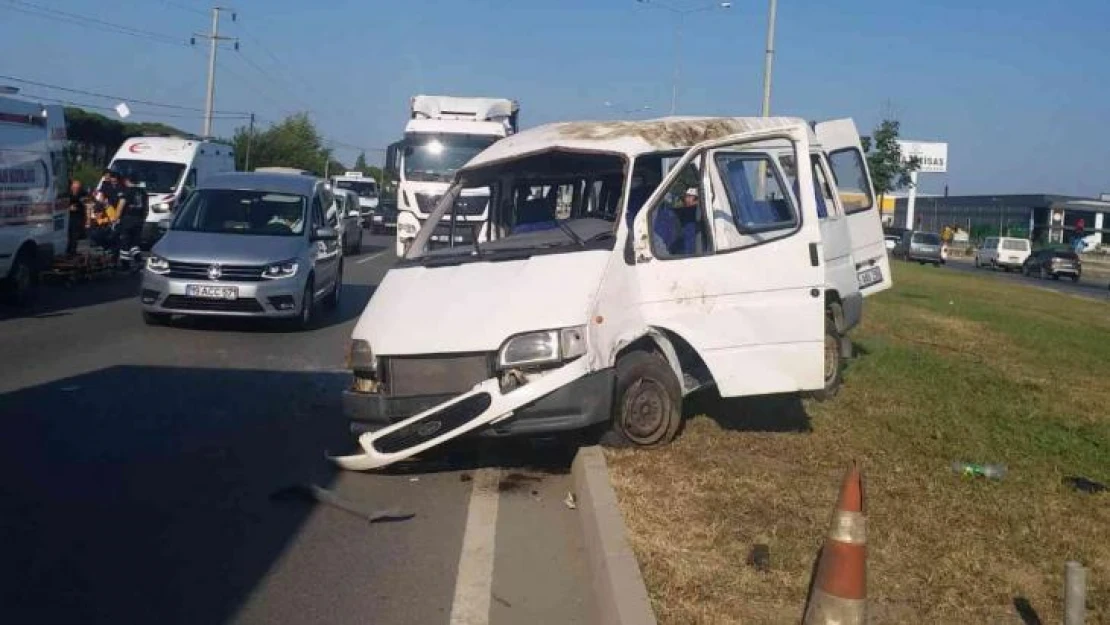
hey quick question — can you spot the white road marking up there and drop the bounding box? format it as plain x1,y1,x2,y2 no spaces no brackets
449,467,501,625
356,250,388,265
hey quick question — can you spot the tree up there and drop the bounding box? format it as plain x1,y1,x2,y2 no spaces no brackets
860,119,919,209
354,151,369,172
232,113,331,175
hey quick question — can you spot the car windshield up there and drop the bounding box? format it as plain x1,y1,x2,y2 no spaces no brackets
912,232,941,245
336,180,377,198
171,189,307,237
1002,239,1029,251
406,150,626,263
403,135,498,183
109,159,185,194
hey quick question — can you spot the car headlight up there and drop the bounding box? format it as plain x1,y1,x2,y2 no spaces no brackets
152,201,173,213
347,339,376,373
398,222,418,237
146,255,170,274
262,259,299,280
498,326,586,369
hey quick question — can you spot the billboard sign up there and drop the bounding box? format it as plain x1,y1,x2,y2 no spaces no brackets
897,140,948,173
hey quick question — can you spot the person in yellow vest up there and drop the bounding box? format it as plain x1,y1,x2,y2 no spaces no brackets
88,168,123,255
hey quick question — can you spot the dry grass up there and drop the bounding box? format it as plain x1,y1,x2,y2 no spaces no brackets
607,263,1110,625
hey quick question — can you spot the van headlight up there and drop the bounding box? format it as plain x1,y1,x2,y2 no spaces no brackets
146,255,170,274
347,339,376,373
498,326,586,369
262,259,299,279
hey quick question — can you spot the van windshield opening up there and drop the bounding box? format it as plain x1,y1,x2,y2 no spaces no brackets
335,180,378,198
109,159,186,194
912,232,941,245
403,135,499,183
171,189,307,237
407,150,626,263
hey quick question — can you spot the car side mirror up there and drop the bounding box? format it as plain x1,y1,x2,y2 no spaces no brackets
311,226,339,242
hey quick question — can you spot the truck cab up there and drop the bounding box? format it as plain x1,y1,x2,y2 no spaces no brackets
336,116,890,471
387,95,519,257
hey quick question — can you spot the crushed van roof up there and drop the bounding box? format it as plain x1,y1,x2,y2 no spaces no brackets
463,116,808,171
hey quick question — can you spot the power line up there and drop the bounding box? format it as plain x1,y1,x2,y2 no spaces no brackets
1,0,187,47
22,92,249,120
0,74,250,115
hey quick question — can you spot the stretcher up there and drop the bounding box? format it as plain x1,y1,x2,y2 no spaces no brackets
42,248,117,287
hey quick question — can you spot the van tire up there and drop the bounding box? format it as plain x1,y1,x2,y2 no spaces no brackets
811,314,843,402
288,278,315,331
601,351,683,449
2,248,38,307
324,263,342,310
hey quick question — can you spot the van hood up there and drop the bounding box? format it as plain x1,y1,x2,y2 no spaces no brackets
355,250,611,355
153,230,306,265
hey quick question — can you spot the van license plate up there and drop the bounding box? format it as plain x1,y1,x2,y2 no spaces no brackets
857,266,884,289
186,285,238,300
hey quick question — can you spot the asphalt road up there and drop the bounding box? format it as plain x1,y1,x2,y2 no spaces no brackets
0,232,591,625
934,256,1110,301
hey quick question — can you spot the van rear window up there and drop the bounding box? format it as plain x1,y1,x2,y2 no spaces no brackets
912,233,941,245
1002,239,1029,251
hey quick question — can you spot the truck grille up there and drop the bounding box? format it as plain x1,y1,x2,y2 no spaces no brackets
382,353,494,398
415,193,488,216
373,392,493,454
166,261,267,282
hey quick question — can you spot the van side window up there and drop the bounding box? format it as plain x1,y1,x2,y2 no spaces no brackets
311,196,325,229
778,154,837,220
715,153,797,233
827,148,873,214
649,157,709,258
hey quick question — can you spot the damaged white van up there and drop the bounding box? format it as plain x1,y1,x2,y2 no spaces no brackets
334,117,890,470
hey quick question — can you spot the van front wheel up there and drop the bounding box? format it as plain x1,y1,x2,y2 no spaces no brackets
602,351,683,449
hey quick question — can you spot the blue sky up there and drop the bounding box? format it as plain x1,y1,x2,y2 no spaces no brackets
2,0,1108,196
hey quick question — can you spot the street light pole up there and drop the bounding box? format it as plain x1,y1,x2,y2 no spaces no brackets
637,1,731,115
759,0,778,117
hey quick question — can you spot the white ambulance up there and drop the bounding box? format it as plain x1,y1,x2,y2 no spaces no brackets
104,136,235,248
0,91,67,305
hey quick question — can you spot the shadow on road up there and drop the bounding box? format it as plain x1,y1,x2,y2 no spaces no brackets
0,273,141,322
0,365,351,625
683,388,813,433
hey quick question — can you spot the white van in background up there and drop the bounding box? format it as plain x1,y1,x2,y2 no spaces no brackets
0,92,67,305
975,236,1031,272
104,136,235,249
331,171,379,216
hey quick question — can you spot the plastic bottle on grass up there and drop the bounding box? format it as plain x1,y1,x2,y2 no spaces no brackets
952,461,1007,480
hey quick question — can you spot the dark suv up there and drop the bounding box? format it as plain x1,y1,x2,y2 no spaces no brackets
1022,249,1081,281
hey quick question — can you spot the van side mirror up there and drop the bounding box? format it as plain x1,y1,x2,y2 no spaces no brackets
311,226,338,242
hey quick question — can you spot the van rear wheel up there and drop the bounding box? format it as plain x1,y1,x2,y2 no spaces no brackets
601,351,683,449
811,314,843,402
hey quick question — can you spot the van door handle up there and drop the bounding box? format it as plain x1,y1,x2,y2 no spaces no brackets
809,243,819,267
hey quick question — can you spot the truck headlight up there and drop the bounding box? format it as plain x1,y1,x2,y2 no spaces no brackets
498,326,586,369
262,259,298,279
347,339,376,372
146,255,170,274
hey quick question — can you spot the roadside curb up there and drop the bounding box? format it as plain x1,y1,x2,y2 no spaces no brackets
572,446,658,625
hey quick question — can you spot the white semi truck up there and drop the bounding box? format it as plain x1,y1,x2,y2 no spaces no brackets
386,95,519,256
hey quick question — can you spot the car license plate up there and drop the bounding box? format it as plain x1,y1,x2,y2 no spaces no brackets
431,235,465,243
1008,256,1018,262
857,266,884,289
186,285,238,300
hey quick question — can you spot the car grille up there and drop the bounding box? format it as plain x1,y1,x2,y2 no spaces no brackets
373,392,494,454
162,295,264,313
382,353,494,398
428,221,478,249
166,261,267,282
415,193,488,216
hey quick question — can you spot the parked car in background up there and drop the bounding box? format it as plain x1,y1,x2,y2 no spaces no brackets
894,231,944,266
141,172,343,330
330,188,363,254
975,236,1031,272
1022,249,1081,281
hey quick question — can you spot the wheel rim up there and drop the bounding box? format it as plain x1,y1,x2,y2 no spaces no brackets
620,379,671,445
824,331,839,384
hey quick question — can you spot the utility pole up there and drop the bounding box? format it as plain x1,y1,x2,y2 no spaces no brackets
192,6,238,138
244,112,255,170
759,0,778,117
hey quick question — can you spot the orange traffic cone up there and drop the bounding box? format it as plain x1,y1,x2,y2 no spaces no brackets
803,462,867,625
